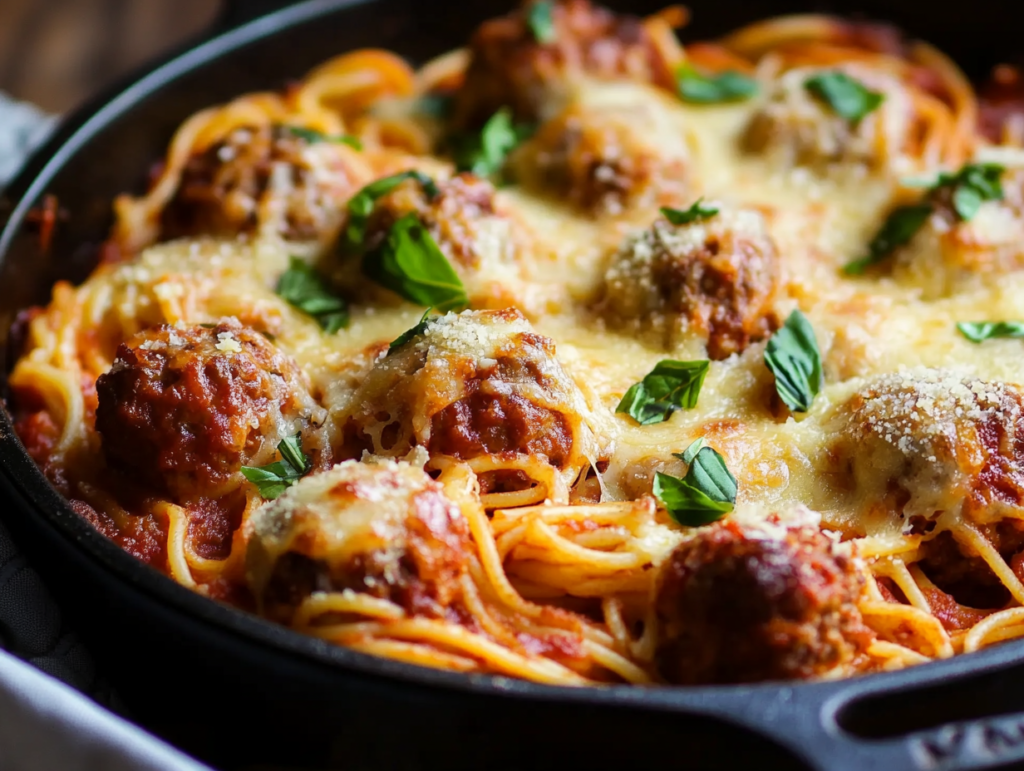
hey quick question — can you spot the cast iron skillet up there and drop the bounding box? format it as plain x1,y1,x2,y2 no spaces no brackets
4,1,1024,769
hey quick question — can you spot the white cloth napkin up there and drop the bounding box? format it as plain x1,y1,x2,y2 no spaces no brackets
0,649,210,771
0,92,57,189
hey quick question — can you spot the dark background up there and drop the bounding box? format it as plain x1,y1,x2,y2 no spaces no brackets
0,0,218,114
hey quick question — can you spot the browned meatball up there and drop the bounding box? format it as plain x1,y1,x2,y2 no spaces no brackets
453,0,675,127
95,319,325,500
363,172,498,268
159,124,363,247
335,309,601,500
509,88,690,215
338,172,532,312
826,369,1024,525
654,516,872,684
247,459,471,623
978,65,1024,145
595,206,780,358
890,166,1024,298
742,64,912,172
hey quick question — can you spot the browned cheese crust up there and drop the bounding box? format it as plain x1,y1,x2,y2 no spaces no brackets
595,207,780,358
250,461,471,624
337,309,597,495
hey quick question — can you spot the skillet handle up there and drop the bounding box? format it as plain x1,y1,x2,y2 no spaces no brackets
688,663,1024,771
216,0,313,31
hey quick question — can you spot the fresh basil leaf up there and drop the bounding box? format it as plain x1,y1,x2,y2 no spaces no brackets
357,170,439,202
239,465,291,500
277,433,310,476
616,359,710,425
343,171,439,253
900,174,940,189
953,185,983,221
679,437,705,464
527,0,556,43
362,213,467,311
388,308,435,355
957,321,1024,343
804,72,885,123
417,93,454,119
844,203,932,275
764,310,823,413
240,433,311,500
661,198,719,226
452,108,529,182
963,163,1004,200
654,439,737,526
845,163,1004,276
277,257,349,332
287,126,362,150
934,163,1004,222
676,65,758,104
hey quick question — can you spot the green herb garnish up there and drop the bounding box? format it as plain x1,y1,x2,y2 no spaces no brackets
240,434,311,500
528,0,556,43
843,204,933,275
616,359,710,425
845,163,1005,274
343,171,440,253
957,321,1024,343
452,108,533,182
661,198,719,226
388,308,435,355
764,310,823,413
287,126,362,150
362,213,467,311
934,163,1005,221
676,65,758,104
653,438,738,526
277,257,349,333
417,93,454,119
804,72,885,123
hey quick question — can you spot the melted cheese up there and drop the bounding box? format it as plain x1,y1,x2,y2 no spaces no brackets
247,456,450,599
73,77,1024,546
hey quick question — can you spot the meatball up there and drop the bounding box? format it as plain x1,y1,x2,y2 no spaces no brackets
452,0,676,127
338,172,532,311
95,319,326,500
978,65,1024,145
153,124,366,252
827,368,1024,524
654,513,872,684
509,83,690,215
246,458,470,624
335,309,601,500
743,64,912,172
891,164,1024,298
594,205,780,358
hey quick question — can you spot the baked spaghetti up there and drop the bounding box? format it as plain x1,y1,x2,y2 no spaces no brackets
12,0,1024,686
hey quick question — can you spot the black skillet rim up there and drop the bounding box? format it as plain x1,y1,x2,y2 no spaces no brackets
1,0,1023,725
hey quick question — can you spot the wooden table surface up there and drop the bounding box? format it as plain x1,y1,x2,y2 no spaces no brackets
0,0,220,114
